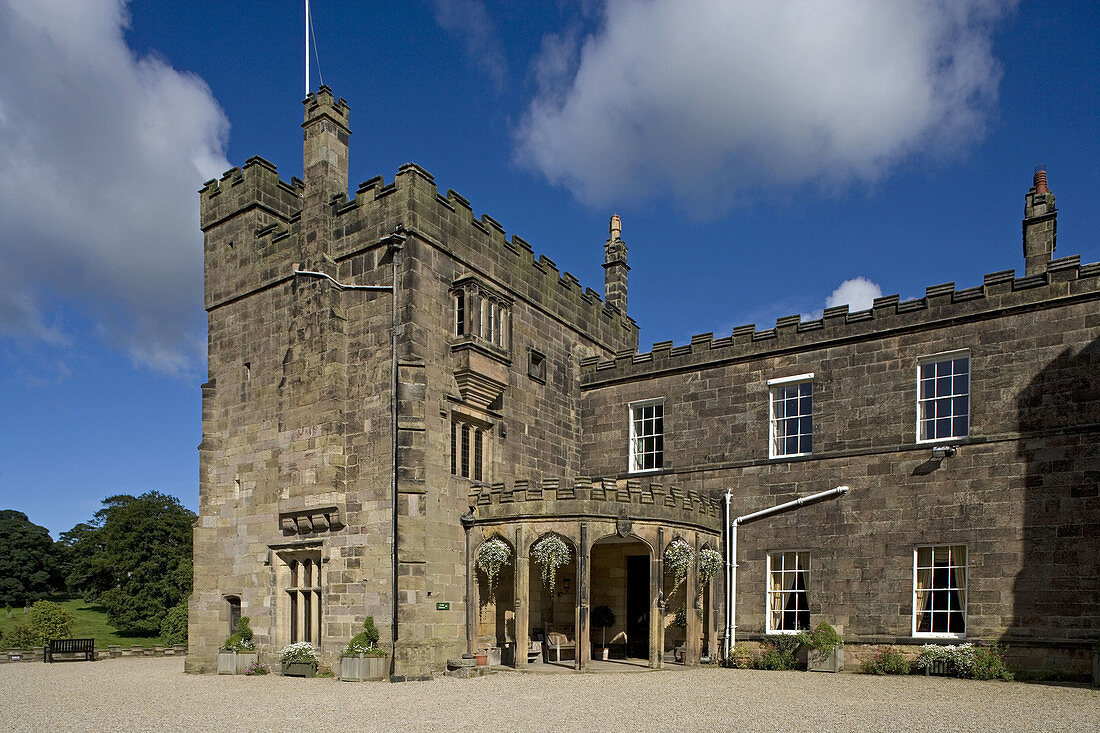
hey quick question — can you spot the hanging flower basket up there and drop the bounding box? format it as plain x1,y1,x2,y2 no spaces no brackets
664,539,695,596
531,534,571,592
476,538,512,600
697,548,723,585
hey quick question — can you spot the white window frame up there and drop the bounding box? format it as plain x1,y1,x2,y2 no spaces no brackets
765,550,811,634
628,399,664,473
912,544,967,639
767,373,814,459
916,350,970,444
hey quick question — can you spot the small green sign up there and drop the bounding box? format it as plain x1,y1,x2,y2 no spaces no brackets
436,602,450,611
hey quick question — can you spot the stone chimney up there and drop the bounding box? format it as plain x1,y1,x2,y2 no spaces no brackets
603,214,629,314
300,86,350,269
1023,165,1056,276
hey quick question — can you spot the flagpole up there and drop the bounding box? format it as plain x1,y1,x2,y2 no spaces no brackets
305,0,311,95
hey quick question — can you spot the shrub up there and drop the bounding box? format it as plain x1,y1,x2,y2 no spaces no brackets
756,644,797,670
222,616,255,652
343,616,385,657
799,622,842,656
160,602,188,646
915,643,1013,681
26,600,74,645
723,642,756,669
970,646,1013,681
859,646,911,675
6,624,37,650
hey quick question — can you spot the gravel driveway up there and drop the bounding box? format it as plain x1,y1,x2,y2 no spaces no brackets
2,658,1097,732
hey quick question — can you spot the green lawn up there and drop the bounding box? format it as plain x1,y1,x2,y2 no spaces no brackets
1,596,166,648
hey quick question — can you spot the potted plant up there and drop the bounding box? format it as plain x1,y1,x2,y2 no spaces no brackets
339,617,388,682
800,621,843,672
217,616,258,675
279,641,318,677
592,605,615,660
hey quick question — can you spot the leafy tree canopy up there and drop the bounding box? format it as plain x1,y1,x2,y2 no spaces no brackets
0,510,63,607
63,492,196,636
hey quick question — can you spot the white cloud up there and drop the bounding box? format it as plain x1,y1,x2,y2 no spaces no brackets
432,0,508,90
826,277,884,312
0,0,229,374
516,0,1014,215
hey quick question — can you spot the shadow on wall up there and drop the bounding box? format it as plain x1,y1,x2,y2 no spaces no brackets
1010,335,1099,646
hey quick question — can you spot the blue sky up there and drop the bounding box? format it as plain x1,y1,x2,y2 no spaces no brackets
0,0,1097,538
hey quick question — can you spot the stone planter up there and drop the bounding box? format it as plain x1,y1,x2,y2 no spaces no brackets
340,653,388,682
485,647,501,666
217,650,259,674
807,646,843,673
282,661,318,677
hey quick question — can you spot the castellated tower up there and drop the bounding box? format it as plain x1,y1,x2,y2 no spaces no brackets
189,87,639,677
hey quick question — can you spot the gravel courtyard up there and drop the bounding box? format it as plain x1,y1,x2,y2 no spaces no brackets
2,658,1097,732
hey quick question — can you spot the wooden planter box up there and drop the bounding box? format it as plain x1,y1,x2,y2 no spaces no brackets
217,650,259,674
923,659,950,676
807,647,843,673
340,654,388,682
282,661,317,677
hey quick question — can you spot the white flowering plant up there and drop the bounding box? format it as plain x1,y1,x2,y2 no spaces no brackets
279,641,318,664
531,534,571,592
697,548,723,584
664,539,695,597
477,538,512,600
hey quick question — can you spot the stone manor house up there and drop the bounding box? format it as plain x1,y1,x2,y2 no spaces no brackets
188,87,1098,678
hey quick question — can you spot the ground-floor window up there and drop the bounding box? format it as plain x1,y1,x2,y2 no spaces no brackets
913,544,966,637
277,548,322,645
767,550,809,632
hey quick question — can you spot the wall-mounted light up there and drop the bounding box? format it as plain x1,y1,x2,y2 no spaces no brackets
932,445,957,459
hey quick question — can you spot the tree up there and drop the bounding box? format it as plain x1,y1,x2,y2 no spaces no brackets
0,510,63,607
63,492,196,635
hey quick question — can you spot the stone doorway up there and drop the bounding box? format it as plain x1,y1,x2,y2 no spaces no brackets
590,536,651,662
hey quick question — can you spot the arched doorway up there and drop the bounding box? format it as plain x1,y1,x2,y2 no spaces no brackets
474,534,516,664
528,532,578,666
590,535,652,664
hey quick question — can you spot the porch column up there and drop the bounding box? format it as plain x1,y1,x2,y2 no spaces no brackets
465,527,478,656
576,522,590,671
685,534,701,666
650,527,665,669
514,525,529,669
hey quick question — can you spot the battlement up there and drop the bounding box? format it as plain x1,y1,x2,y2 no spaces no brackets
200,155,302,231
581,255,1100,385
468,476,722,530
331,161,639,352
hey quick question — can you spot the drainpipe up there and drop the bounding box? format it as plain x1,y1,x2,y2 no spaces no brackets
725,486,849,652
291,225,406,675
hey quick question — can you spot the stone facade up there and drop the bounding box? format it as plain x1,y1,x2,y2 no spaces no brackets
190,88,1098,677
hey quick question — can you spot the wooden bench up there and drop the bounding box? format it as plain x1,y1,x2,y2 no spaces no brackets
44,638,96,663
543,631,576,662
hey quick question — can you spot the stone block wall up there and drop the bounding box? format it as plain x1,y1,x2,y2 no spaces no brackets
579,260,1100,663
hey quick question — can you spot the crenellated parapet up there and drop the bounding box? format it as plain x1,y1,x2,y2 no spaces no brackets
581,255,1100,385
199,156,302,232
330,162,639,353
467,476,722,531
